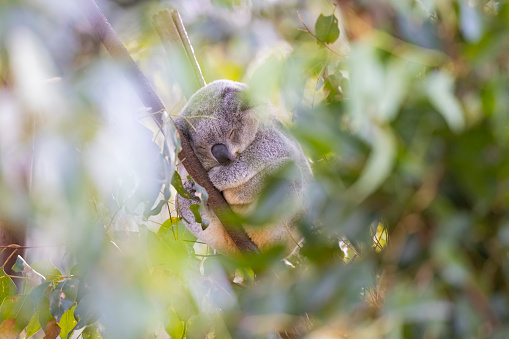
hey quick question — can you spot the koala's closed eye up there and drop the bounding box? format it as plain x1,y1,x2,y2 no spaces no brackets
228,129,236,140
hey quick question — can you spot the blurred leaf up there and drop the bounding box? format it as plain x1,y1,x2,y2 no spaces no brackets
38,296,54,332
427,71,465,133
460,2,483,43
12,256,45,288
158,217,180,236
0,270,17,306
10,257,24,273
211,0,243,9
26,310,41,338
74,295,98,330
0,318,17,339
0,295,34,334
347,126,396,202
165,308,186,339
44,319,61,339
29,281,51,307
49,279,79,322
82,324,102,339
315,14,340,44
58,304,77,339
29,261,62,282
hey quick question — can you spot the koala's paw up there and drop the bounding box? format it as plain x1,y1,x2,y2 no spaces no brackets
183,180,196,195
208,166,229,191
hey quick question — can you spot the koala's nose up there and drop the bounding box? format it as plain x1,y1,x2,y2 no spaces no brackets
211,144,234,166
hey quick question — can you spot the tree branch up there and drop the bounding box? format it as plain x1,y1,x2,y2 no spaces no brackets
78,0,259,254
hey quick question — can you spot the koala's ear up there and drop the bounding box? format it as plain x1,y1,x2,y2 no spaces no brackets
221,86,260,113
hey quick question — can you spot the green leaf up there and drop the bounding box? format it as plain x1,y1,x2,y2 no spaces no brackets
26,310,41,337
82,324,102,339
0,295,35,334
315,14,340,44
171,171,194,199
38,296,54,332
211,0,243,8
29,281,51,308
189,204,203,224
158,217,179,236
58,304,77,339
49,279,79,322
12,256,45,289
172,284,199,322
165,308,186,339
29,261,62,282
347,126,397,202
0,269,17,306
74,295,98,330
10,257,24,273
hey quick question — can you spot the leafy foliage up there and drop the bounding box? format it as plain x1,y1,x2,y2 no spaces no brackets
0,0,508,338
315,13,340,44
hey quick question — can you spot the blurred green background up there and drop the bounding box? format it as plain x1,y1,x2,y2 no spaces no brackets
1,0,509,338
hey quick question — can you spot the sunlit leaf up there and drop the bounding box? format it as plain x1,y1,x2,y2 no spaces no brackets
165,308,186,339
11,256,45,287
0,270,17,306
26,310,41,338
58,305,77,339
29,261,62,282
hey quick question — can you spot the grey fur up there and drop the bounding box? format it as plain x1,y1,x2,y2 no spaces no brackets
176,80,312,254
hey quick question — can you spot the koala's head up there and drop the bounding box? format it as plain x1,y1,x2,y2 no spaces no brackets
176,80,262,170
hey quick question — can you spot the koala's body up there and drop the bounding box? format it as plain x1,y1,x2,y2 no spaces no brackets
175,80,312,254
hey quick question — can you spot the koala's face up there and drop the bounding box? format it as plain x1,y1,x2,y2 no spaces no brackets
179,80,260,171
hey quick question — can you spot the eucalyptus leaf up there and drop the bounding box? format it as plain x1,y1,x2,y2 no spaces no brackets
171,171,194,199
82,324,102,339
427,71,465,133
165,308,186,339
26,310,41,337
190,204,210,230
315,14,340,44
74,295,98,329
0,270,17,306
0,295,34,334
49,279,79,322
58,305,77,339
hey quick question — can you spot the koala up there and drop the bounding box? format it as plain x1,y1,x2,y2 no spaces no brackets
175,80,312,255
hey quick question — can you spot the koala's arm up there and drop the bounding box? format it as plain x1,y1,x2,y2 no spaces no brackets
176,165,240,254
208,127,296,192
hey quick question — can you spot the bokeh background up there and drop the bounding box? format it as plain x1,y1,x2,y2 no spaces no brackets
1,0,509,338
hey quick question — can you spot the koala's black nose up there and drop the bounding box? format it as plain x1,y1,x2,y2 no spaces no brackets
211,144,234,166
